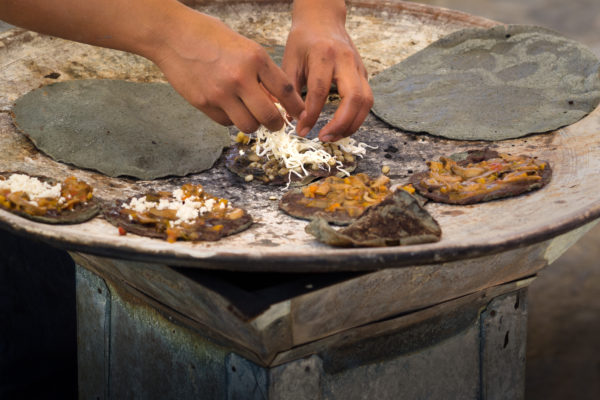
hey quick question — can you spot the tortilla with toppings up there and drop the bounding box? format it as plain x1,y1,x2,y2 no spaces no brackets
0,172,98,224
305,190,442,247
225,132,360,186
410,149,552,204
279,173,392,225
103,184,252,242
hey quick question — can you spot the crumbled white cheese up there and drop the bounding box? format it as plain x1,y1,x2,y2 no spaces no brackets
125,190,227,226
0,174,62,204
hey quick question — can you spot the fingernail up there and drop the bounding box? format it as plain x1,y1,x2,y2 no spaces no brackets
300,127,310,137
299,110,307,121
321,135,335,142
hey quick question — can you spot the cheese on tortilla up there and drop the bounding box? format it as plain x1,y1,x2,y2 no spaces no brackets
124,189,232,227
253,104,374,181
0,174,62,205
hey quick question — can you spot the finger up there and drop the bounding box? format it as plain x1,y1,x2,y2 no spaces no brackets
297,56,334,137
239,84,286,131
318,65,368,141
221,97,261,134
281,52,306,97
257,58,305,120
345,77,374,135
198,105,233,127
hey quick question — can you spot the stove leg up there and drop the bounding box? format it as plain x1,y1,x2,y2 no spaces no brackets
76,263,529,400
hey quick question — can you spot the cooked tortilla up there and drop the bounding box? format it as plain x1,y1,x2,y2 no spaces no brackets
11,80,230,180
370,25,600,140
279,174,392,225
0,172,99,224
102,184,253,242
305,190,442,247
410,149,552,204
225,139,357,186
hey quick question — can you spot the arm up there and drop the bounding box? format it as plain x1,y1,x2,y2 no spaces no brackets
283,0,373,142
0,0,304,133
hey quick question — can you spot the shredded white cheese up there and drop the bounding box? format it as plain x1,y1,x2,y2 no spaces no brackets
124,191,229,226
252,104,375,185
0,174,62,205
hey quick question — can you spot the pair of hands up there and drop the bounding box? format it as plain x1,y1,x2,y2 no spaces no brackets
153,2,373,142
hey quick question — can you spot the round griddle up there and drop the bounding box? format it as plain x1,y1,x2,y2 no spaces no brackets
1,1,598,272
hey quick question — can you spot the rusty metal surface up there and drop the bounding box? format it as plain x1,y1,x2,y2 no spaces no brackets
0,1,599,271
76,261,531,398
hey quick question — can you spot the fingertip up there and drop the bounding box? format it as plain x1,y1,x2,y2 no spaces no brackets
320,134,338,143
299,127,311,137
266,118,286,133
298,110,307,123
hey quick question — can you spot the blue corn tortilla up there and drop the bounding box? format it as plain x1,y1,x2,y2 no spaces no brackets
0,171,99,224
12,80,230,180
305,190,441,247
370,25,600,141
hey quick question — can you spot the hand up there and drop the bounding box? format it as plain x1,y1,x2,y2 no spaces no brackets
282,0,373,142
151,8,305,133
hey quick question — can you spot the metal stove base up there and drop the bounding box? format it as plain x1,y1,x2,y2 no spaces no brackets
76,264,528,400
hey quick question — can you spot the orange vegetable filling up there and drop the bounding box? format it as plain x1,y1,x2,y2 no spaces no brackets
120,184,244,243
421,154,546,201
300,173,391,217
0,175,93,216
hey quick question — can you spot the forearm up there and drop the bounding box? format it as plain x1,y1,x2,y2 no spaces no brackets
0,0,195,61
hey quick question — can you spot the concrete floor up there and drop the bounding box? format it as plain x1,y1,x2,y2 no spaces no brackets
411,1,600,399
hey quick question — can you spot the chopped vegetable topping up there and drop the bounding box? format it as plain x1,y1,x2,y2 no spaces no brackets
419,153,547,202
119,184,245,243
299,173,391,217
0,174,93,216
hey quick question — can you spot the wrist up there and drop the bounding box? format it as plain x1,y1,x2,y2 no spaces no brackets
132,0,211,64
291,0,347,28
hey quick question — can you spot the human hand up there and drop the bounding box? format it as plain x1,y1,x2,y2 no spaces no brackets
150,7,304,133
282,0,373,142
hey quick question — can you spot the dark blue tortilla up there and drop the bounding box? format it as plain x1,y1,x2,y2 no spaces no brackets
12,80,230,180
370,25,600,140
305,190,441,247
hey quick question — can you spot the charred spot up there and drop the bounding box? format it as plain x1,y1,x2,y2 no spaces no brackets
44,72,61,79
384,145,398,153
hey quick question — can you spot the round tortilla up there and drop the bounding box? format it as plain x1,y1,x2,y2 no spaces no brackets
370,25,600,141
12,80,230,180
279,188,357,226
409,149,553,205
224,141,357,187
102,197,253,242
0,172,99,224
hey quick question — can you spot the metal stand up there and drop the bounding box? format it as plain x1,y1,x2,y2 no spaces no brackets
76,262,529,400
